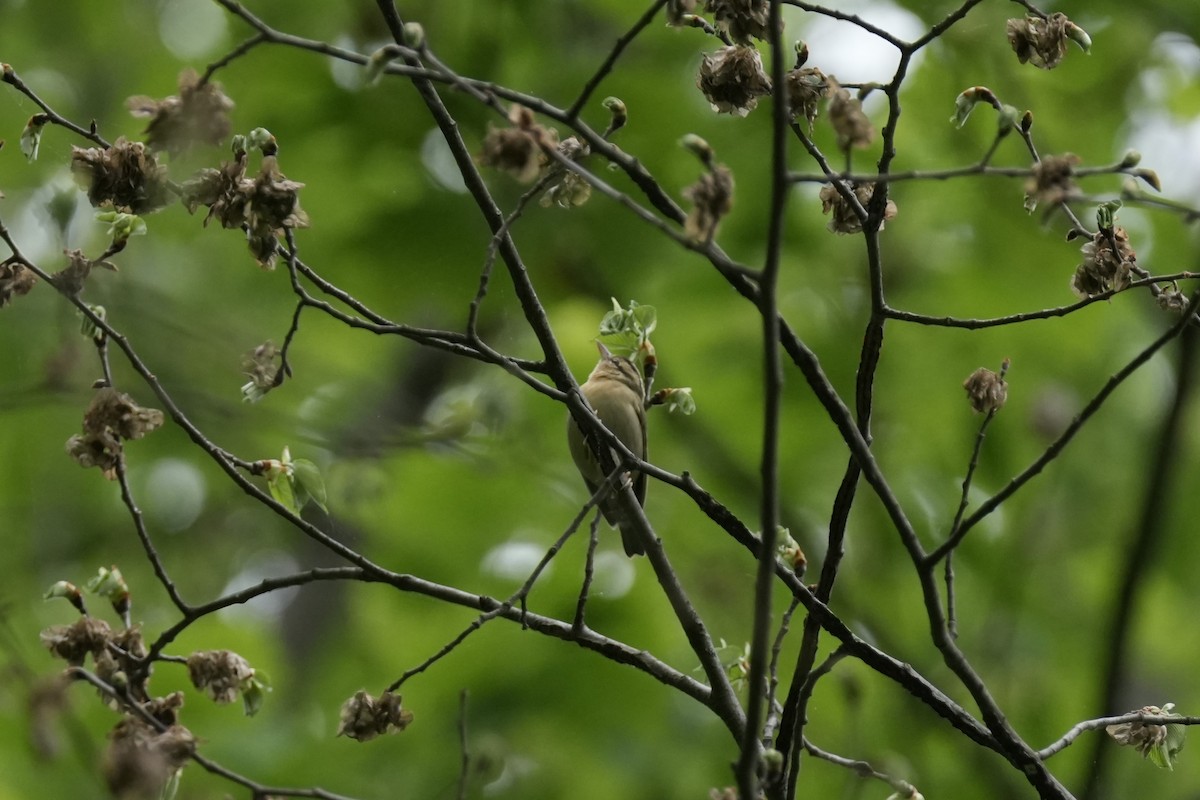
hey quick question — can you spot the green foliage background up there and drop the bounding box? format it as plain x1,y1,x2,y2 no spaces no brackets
2,0,1200,798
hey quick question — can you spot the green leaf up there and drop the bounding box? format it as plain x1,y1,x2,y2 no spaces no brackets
292,458,328,512
267,471,299,514
630,302,657,337
1096,200,1121,231
1148,721,1186,770
949,87,997,129
78,304,106,343
95,210,146,242
85,566,125,598
247,127,275,154
241,673,271,717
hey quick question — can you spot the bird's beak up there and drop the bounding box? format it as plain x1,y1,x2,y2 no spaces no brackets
595,341,613,359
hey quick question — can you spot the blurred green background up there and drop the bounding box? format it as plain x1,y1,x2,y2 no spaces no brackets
2,0,1200,798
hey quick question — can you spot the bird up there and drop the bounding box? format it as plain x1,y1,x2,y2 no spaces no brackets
567,342,648,556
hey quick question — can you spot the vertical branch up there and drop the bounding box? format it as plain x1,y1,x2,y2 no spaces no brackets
1081,324,1200,800
737,1,790,795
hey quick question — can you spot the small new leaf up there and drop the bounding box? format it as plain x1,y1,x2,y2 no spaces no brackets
242,673,271,717
246,127,276,155
1096,199,1122,232
78,304,106,343
292,458,328,512
663,386,695,415
949,87,998,129
267,469,299,514
95,210,146,243
20,114,48,162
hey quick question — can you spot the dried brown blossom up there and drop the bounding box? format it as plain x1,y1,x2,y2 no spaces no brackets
683,164,734,242
143,692,185,727
245,155,309,268
828,78,874,151
246,156,308,233
479,105,558,183
180,155,246,219
1157,288,1189,314
540,137,592,209
242,340,281,402
1070,228,1136,299
705,0,770,44
50,248,117,296
40,616,113,666
0,258,37,307
698,46,772,117
963,367,1008,414
180,152,308,269
1006,13,1085,70
70,137,171,214
65,387,165,479
785,66,829,129
127,68,234,154
104,716,195,799
1106,705,1184,769
1026,153,1081,208
337,690,414,742
187,650,255,705
819,182,897,234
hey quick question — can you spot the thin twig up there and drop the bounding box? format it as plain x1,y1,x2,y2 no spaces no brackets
566,0,668,119
572,513,602,635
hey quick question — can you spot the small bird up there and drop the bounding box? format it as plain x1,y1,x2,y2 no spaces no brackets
567,342,648,556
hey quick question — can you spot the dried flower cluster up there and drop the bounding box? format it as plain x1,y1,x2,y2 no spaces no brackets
104,715,195,799
40,616,115,667
698,45,772,117
51,248,117,296
1006,13,1088,70
242,340,281,402
540,136,592,209
1157,287,1189,314
963,367,1008,414
1026,153,1081,208
0,258,37,306
127,68,234,155
65,388,165,479
479,104,558,183
187,650,255,705
706,0,770,44
337,690,414,742
785,66,829,129
828,79,874,151
819,182,897,234
70,138,171,214
683,164,734,242
1107,711,1170,757
40,615,148,704
182,153,309,268
1106,704,1186,769
1070,228,1136,298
